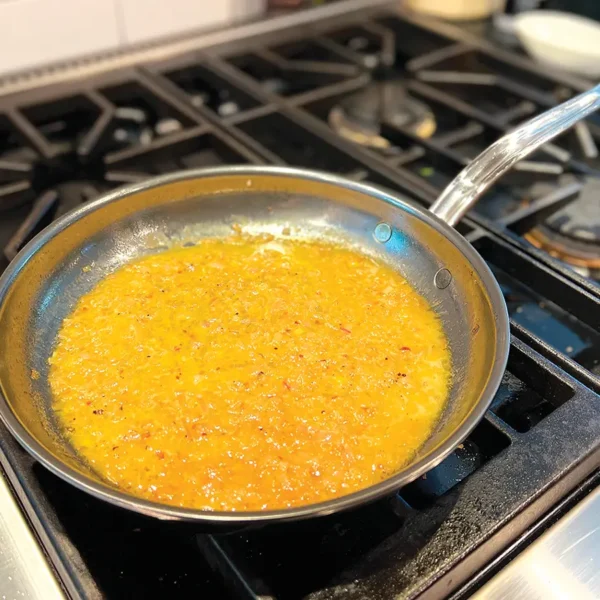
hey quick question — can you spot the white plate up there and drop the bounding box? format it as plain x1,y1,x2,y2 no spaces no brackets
514,10,600,78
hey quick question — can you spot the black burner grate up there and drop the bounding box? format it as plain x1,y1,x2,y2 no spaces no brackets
0,7,598,600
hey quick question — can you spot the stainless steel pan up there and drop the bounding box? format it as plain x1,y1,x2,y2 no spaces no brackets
0,84,598,528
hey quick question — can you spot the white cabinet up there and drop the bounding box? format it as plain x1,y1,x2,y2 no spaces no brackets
0,0,121,76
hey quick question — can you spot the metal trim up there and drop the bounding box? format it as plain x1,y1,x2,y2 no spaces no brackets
472,485,600,600
0,463,65,600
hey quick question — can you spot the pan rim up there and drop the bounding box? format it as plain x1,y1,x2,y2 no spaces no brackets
0,165,510,524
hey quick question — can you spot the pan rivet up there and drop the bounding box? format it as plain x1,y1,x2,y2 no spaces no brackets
434,268,452,289
374,222,392,243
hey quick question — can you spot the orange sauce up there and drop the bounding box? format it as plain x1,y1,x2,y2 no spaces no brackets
49,234,451,511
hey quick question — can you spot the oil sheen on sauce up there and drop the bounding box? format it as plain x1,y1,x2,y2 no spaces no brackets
49,234,451,511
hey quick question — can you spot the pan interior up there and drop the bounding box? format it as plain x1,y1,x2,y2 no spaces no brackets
0,170,502,511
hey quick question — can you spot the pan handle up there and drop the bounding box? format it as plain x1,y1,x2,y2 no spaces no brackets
430,83,600,227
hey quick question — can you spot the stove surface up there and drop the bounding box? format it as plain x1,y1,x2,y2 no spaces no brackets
0,5,598,600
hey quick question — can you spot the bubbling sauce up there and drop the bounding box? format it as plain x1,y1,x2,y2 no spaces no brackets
49,234,451,511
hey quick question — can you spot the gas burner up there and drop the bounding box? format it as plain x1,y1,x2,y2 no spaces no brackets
190,92,240,117
328,80,436,149
3,181,108,261
112,106,183,150
0,118,39,211
166,66,251,118
526,178,600,277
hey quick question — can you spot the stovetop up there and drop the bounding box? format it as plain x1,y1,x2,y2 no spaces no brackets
0,4,599,600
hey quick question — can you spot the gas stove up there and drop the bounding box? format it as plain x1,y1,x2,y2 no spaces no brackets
0,3,598,600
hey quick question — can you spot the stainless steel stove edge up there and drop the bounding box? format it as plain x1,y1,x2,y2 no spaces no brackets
472,485,600,600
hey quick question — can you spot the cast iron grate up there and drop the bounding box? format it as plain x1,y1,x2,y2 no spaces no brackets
104,127,264,177
165,63,262,118
212,14,600,291
236,113,370,179
0,71,272,265
400,419,511,509
472,235,599,375
229,46,359,99
491,346,576,433
22,94,102,155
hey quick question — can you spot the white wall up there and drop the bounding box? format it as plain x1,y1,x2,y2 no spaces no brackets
0,0,265,77
120,0,265,45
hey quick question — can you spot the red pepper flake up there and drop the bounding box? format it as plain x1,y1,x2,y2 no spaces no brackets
401,346,411,351
340,326,352,334
85,401,92,406
142,431,151,439
155,450,165,459
174,346,181,351
283,379,291,390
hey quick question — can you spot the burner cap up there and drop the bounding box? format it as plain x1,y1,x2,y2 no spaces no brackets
545,178,600,245
328,80,436,148
526,177,600,271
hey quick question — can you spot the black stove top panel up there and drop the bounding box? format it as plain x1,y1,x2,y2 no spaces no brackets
0,8,599,600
